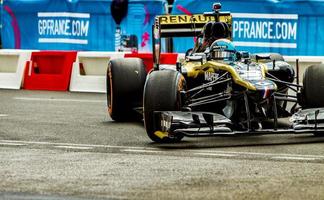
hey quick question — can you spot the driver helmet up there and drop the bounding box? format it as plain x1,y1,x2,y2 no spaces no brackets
209,39,237,61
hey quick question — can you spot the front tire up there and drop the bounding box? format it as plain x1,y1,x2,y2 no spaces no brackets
143,70,186,143
107,58,146,121
301,64,324,108
300,64,324,137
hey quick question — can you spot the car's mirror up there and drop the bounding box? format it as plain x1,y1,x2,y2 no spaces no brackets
240,51,250,59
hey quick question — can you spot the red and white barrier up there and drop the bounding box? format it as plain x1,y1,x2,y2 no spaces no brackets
69,52,125,93
125,52,179,72
23,51,77,91
0,49,322,93
70,52,179,93
0,50,34,89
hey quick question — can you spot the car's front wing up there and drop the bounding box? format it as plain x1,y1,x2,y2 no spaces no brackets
155,108,324,138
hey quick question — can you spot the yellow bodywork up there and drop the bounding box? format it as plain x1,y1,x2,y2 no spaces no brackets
183,60,269,91
154,131,169,139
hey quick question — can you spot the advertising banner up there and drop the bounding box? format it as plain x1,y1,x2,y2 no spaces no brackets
172,0,324,56
2,0,167,51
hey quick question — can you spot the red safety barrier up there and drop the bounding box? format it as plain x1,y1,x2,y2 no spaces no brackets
124,53,178,72
23,51,77,91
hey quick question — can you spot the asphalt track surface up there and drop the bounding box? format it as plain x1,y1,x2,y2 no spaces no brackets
1,89,324,200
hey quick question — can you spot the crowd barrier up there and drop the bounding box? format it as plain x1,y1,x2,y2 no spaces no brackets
23,51,77,91
70,52,179,93
69,52,125,93
0,50,34,89
0,50,323,92
124,52,179,72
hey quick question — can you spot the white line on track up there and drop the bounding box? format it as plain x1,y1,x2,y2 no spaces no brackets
0,139,158,150
54,145,94,150
122,149,164,153
194,153,237,157
1,139,324,161
190,150,324,159
0,114,8,117
272,156,318,161
14,97,105,103
0,142,26,146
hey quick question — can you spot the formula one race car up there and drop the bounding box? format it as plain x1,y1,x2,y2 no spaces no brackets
107,3,324,143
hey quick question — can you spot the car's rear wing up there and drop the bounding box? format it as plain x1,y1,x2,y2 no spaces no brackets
152,9,232,69
156,13,232,38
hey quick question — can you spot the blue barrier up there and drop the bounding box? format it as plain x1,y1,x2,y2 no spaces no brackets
172,0,324,56
2,0,167,51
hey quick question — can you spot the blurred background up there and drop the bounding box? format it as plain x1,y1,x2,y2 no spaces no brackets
1,0,324,56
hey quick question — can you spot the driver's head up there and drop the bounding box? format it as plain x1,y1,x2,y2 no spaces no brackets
210,38,237,61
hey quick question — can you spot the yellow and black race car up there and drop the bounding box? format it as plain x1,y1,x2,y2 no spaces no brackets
107,3,324,143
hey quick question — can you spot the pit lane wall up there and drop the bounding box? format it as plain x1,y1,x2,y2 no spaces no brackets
172,0,324,56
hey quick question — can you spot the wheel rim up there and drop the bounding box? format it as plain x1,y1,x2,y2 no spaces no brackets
107,65,113,115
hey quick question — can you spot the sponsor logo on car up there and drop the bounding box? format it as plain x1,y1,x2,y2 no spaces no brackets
205,71,219,82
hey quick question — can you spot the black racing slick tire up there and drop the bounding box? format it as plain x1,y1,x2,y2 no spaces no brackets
107,58,146,121
301,64,324,108
143,70,186,143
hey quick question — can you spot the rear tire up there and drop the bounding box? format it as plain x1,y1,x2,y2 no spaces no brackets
301,64,324,108
143,70,186,143
107,58,146,121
